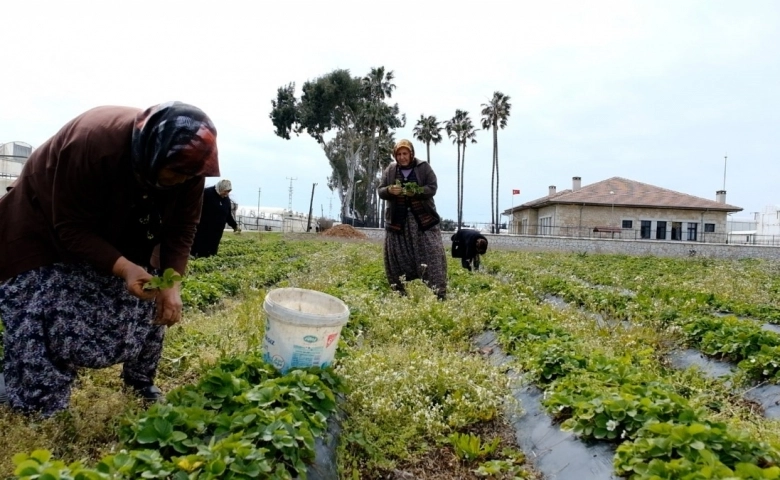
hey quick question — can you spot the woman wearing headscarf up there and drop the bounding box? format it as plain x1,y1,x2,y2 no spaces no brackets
190,179,239,258
451,228,489,271
0,101,219,415
378,139,448,299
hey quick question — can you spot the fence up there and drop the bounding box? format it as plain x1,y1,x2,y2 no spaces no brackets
503,224,780,246
236,215,283,232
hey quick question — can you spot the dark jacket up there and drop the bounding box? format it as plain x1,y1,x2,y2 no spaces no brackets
451,229,488,259
0,106,204,282
190,186,237,258
377,159,440,231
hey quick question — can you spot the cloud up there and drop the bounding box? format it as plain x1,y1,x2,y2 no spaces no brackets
2,0,779,221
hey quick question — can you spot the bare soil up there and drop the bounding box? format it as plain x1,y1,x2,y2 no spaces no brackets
379,418,540,480
320,224,369,240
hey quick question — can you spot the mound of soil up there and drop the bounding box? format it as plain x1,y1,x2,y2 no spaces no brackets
320,224,368,239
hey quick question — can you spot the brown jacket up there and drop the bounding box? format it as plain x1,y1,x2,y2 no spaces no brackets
0,106,204,282
378,159,440,228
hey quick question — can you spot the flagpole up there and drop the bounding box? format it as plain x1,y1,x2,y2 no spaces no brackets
511,192,515,234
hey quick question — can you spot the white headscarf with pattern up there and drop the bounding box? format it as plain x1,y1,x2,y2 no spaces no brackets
215,179,232,195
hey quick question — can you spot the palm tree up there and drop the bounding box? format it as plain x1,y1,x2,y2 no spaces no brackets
412,115,443,163
481,91,512,234
361,67,403,225
362,66,395,101
446,110,478,229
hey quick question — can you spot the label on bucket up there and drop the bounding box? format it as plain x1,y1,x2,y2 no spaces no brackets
262,319,344,373
291,345,323,368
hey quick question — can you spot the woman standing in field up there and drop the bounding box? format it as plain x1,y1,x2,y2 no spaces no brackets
190,179,240,258
378,139,448,299
0,101,220,415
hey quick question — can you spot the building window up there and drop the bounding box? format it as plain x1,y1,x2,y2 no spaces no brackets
687,222,698,241
539,216,552,235
656,221,667,240
622,220,633,229
671,222,682,241
521,218,528,234
640,220,651,239
704,223,715,233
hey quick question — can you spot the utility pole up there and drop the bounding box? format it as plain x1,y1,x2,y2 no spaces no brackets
256,187,261,231
723,154,728,191
257,188,261,216
306,183,317,232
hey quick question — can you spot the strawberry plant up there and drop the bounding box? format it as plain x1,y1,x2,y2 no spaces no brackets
393,179,425,195
523,338,587,383
615,421,780,478
738,344,780,382
144,268,183,291
14,350,344,480
682,316,780,382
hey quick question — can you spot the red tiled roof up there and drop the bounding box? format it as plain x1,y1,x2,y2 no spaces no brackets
505,177,742,213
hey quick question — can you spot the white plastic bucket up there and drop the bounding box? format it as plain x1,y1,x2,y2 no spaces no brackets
262,288,350,373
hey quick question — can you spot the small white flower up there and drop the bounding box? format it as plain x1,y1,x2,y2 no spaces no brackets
606,420,619,431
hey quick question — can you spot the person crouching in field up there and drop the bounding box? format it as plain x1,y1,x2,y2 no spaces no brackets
451,228,488,271
0,101,219,415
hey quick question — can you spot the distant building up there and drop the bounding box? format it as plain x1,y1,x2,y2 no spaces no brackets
233,205,319,233
753,206,780,237
503,176,742,242
1,141,33,197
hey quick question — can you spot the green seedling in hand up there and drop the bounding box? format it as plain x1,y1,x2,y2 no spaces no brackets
144,268,182,291
403,182,425,195
394,179,425,195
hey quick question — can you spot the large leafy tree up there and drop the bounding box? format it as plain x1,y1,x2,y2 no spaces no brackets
445,110,478,228
481,91,512,233
360,67,404,224
412,115,443,164
270,68,403,222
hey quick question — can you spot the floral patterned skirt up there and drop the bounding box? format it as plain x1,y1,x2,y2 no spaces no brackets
384,212,448,299
0,262,163,415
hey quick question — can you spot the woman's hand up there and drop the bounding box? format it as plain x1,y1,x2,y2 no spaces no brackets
154,285,183,326
113,257,157,300
388,185,403,196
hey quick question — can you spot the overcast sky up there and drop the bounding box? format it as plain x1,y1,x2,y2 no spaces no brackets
2,0,778,222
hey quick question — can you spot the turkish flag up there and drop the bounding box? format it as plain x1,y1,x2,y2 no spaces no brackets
512,189,520,195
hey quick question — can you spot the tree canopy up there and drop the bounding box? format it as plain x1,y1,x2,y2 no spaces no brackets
270,68,404,224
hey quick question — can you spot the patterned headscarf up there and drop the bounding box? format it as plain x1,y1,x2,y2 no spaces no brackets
215,179,232,194
393,139,415,160
131,101,220,188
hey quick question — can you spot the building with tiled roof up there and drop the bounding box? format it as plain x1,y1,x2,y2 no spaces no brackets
503,177,742,242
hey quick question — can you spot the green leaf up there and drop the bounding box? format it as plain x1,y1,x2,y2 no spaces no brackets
15,462,43,477
690,440,706,450
31,450,53,463
12,453,32,465
136,425,160,444
144,268,183,290
208,459,227,475
153,418,173,438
